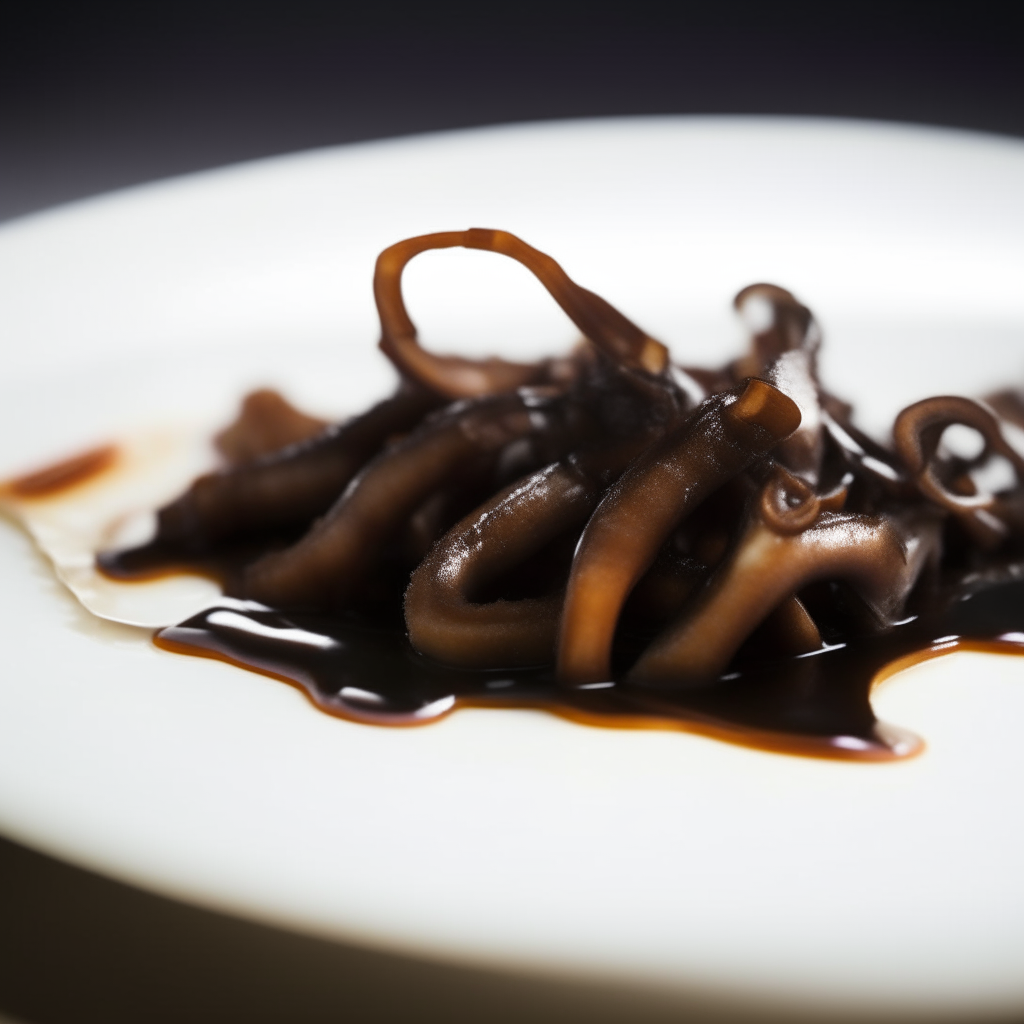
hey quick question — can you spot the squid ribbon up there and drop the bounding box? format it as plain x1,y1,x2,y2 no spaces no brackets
375,228,670,398
244,390,582,609
630,467,941,686
894,396,1024,548
557,378,801,685
112,228,1024,719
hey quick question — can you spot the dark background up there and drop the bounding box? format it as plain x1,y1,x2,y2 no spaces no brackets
3,0,1024,224
3,2,1024,1021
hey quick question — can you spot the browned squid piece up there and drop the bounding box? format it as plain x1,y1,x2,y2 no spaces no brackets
242,388,593,610
893,395,1024,548
727,283,906,508
556,378,803,686
404,460,604,669
158,226,666,553
375,228,670,399
621,478,751,628
732,283,829,485
156,382,446,549
682,283,829,487
401,356,696,668
403,432,668,669
242,228,691,612
628,465,942,687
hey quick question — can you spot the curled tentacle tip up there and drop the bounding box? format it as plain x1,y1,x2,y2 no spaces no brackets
758,467,847,535
733,283,798,332
728,379,802,438
733,284,819,365
733,282,798,307
893,394,1024,549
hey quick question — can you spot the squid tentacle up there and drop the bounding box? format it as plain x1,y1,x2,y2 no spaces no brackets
403,431,665,668
734,284,827,484
629,467,942,687
893,395,1024,548
375,228,669,399
556,378,802,685
242,391,581,609
157,383,444,549
404,462,601,668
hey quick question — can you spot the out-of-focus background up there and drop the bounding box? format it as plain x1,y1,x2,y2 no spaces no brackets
2,3,1024,1022
3,1,1024,225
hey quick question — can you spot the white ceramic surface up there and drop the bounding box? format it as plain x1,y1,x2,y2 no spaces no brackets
2,117,1024,1017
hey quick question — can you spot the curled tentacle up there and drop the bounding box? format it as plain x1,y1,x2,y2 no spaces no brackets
243,390,585,609
731,283,821,376
893,396,1024,548
405,462,601,668
404,429,662,668
684,284,827,480
629,468,942,686
157,383,445,549
375,228,670,399
758,463,850,534
556,378,802,685
758,465,823,534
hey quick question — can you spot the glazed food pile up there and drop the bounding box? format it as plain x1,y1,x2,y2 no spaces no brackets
100,229,1024,759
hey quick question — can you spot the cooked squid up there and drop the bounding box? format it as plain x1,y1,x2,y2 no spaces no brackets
81,228,1024,760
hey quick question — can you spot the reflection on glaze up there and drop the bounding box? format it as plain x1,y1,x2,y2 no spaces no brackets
154,576,1024,760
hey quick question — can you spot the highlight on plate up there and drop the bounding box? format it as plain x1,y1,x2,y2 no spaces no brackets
5,227,1024,761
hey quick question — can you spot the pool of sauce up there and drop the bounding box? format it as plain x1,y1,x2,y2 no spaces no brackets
125,562,1024,762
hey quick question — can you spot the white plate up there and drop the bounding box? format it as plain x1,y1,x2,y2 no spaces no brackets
2,117,1024,1019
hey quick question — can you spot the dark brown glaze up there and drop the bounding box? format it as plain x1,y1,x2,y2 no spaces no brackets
92,230,1024,763
154,571,1024,761
5,444,118,498
99,535,293,591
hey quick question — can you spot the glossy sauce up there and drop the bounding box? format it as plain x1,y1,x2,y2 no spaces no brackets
139,568,1024,762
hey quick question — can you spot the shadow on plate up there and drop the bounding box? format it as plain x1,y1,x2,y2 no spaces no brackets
0,833,1012,1024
